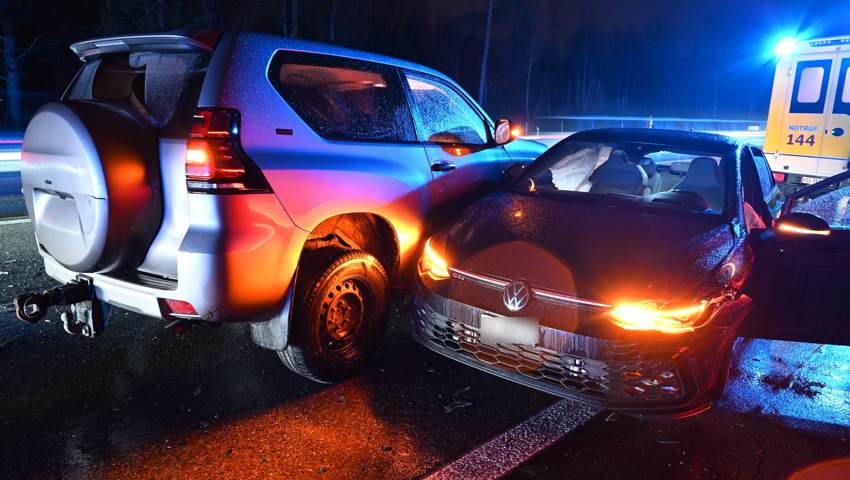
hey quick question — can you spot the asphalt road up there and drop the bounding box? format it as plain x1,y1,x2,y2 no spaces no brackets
1,220,849,480
0,221,557,479
0,171,25,217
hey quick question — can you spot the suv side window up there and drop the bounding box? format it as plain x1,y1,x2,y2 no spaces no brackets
404,73,489,145
269,51,416,143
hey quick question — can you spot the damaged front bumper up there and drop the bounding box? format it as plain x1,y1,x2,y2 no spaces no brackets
412,280,753,418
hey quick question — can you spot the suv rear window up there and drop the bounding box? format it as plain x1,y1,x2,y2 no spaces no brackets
65,51,209,132
269,51,415,143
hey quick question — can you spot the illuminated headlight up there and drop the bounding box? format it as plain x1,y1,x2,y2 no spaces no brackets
607,301,708,334
419,237,451,280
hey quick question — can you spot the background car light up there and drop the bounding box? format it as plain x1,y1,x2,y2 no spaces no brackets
420,238,451,280
607,302,707,334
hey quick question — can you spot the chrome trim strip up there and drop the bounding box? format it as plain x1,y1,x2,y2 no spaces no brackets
168,313,202,320
450,267,509,288
535,289,611,309
449,267,610,310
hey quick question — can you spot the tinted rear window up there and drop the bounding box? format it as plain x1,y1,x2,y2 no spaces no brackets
269,51,416,143
65,51,209,132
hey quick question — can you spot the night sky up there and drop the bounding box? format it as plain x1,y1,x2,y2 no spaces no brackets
3,0,850,128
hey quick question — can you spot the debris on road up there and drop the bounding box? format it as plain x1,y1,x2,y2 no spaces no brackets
444,386,473,413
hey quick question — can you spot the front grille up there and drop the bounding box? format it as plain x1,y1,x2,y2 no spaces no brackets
414,295,686,404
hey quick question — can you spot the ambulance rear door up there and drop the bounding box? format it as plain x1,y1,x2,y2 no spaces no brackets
776,53,833,173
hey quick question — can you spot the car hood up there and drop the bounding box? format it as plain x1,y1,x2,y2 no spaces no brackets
444,191,736,304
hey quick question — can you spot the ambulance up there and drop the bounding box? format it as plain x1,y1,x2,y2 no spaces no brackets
764,35,850,189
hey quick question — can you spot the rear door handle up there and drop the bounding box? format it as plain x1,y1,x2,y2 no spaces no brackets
431,161,456,172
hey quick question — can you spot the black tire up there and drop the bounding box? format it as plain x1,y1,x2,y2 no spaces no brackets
279,249,390,383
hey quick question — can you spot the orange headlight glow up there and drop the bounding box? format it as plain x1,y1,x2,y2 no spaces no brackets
607,301,707,334
777,223,830,236
419,238,451,280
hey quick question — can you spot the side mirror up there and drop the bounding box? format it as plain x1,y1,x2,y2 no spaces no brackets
494,118,517,146
499,163,526,188
775,212,831,236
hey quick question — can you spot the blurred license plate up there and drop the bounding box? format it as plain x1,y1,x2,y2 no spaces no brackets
801,176,820,185
480,313,539,346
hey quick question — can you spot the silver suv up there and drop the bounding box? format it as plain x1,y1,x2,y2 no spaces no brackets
16,31,546,382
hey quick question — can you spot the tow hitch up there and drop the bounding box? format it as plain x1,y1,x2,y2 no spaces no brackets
12,277,109,337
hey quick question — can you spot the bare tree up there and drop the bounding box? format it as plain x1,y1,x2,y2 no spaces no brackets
524,20,543,132
570,29,602,115
278,0,301,38
279,0,288,36
477,0,494,107
0,17,36,128
712,66,719,118
329,0,336,42
290,0,299,37
156,0,165,29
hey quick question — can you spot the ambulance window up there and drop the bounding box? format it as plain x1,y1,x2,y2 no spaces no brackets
797,67,824,103
790,59,831,114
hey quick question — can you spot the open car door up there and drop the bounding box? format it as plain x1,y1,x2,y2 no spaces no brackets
741,169,850,345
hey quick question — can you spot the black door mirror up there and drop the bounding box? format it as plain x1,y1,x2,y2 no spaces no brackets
499,163,526,188
775,212,831,236
494,118,516,146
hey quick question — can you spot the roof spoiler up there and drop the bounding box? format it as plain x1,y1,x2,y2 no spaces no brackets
70,30,222,59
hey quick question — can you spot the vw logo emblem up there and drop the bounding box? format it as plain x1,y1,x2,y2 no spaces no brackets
503,280,531,312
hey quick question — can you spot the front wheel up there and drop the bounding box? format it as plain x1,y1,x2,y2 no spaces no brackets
279,249,390,383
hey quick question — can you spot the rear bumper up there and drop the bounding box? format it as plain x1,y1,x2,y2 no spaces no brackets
765,152,849,179
412,280,752,418
42,192,308,323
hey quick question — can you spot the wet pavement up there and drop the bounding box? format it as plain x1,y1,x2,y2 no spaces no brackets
0,171,25,217
510,407,850,480
0,221,554,479
2,220,850,479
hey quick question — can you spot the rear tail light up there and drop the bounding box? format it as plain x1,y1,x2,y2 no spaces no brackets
185,109,270,193
159,298,201,319
772,172,787,183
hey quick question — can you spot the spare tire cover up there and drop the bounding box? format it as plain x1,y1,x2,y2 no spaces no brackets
21,101,162,273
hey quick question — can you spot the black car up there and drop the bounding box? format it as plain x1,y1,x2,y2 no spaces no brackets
412,128,850,418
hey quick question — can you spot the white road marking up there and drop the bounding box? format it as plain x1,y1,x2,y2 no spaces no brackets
426,400,602,480
0,218,30,226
